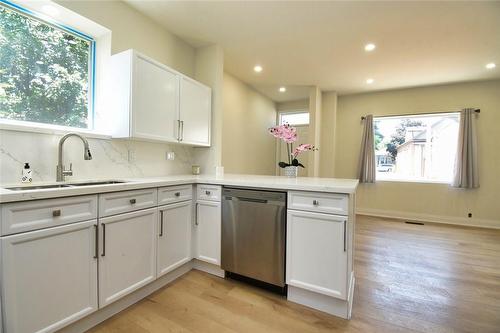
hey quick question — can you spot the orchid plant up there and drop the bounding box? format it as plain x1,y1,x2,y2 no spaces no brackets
269,123,318,168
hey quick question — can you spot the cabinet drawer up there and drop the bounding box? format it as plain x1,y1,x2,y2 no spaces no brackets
288,191,348,215
99,188,157,217
158,185,192,205
1,195,97,236
197,185,221,202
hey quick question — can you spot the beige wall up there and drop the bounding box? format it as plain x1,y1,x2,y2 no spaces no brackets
277,99,309,112
193,45,225,174
308,87,322,176
331,79,500,227
57,0,195,76
222,73,277,175
319,92,337,178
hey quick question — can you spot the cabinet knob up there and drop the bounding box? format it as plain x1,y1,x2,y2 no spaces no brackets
312,200,319,206
52,209,61,217
129,198,137,204
205,190,211,195
175,192,181,197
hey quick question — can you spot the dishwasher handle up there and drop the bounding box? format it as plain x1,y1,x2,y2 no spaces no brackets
236,197,268,204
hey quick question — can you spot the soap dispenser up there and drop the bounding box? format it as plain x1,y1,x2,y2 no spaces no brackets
22,162,32,183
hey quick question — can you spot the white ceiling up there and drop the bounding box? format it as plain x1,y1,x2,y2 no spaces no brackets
125,1,500,101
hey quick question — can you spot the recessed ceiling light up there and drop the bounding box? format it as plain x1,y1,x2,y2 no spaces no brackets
364,43,376,52
366,78,375,84
279,87,286,92
253,65,263,73
486,63,496,69
41,5,60,17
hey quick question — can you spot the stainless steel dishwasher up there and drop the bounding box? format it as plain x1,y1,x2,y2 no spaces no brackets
221,187,286,288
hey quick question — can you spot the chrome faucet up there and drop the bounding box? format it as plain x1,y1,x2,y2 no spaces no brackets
56,133,92,182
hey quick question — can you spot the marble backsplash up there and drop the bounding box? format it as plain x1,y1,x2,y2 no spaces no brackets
0,129,197,184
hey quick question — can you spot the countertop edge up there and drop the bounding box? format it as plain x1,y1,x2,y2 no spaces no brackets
0,175,359,203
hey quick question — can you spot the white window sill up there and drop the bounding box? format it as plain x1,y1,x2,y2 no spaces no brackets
0,120,112,140
375,175,451,185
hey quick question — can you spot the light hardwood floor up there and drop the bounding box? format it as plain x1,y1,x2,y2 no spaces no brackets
87,216,500,333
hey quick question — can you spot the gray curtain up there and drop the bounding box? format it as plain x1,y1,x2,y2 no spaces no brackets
452,108,479,188
358,114,376,183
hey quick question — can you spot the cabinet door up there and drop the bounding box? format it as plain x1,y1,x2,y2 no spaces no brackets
1,220,98,333
195,200,221,265
132,54,179,142
157,201,192,277
179,76,211,146
286,210,348,300
99,208,157,307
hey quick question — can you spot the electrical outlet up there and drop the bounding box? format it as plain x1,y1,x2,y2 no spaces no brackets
127,149,136,163
468,212,472,218
166,152,175,160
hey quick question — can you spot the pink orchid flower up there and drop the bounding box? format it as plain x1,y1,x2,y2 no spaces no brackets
268,124,297,143
292,144,317,158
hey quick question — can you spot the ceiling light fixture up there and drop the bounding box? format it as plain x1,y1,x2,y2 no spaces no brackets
364,43,376,52
279,87,286,92
486,63,496,69
366,78,374,84
253,65,263,73
41,5,60,17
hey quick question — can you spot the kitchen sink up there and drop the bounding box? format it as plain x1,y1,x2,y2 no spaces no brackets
4,180,128,191
5,184,73,191
68,180,127,186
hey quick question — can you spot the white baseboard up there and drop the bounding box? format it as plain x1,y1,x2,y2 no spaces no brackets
347,273,355,319
357,208,500,229
193,259,225,277
287,286,350,319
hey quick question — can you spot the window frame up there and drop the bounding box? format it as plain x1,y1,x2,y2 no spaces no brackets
278,110,310,126
373,112,460,185
0,0,96,131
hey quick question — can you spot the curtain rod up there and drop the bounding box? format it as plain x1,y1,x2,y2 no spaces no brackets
360,109,480,120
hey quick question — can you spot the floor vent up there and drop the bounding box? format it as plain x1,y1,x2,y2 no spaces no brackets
405,221,425,225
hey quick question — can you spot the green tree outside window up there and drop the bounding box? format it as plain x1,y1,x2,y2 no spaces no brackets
0,3,92,129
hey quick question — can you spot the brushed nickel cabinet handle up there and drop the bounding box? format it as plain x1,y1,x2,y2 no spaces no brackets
195,203,199,225
175,192,181,197
312,200,319,206
101,224,106,257
52,209,61,217
205,190,211,195
159,210,164,237
129,198,136,204
343,220,347,252
180,120,184,141
93,224,98,259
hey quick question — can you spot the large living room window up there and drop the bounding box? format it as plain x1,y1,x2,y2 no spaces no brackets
374,113,460,183
0,1,95,130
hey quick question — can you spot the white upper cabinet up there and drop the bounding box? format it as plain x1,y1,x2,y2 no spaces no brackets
109,50,211,146
132,55,179,142
179,76,211,146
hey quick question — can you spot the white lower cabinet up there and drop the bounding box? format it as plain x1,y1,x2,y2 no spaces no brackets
1,220,98,333
157,200,192,277
194,200,221,265
286,209,348,300
98,208,157,307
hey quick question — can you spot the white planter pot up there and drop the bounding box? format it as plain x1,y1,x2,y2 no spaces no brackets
284,166,298,177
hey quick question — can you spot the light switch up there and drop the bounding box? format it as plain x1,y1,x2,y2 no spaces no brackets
166,151,175,160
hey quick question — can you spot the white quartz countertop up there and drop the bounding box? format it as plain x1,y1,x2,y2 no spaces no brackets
0,174,359,203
